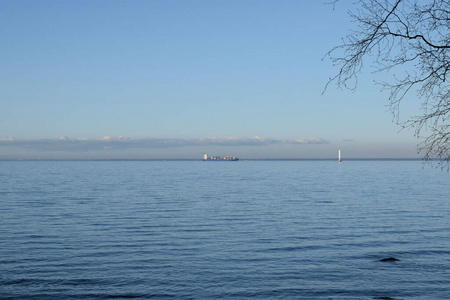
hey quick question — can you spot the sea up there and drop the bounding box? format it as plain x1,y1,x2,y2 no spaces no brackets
1,160,449,299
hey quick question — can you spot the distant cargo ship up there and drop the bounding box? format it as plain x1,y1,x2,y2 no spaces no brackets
203,154,239,161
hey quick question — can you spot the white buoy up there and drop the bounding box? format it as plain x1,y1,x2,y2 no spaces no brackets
338,150,342,162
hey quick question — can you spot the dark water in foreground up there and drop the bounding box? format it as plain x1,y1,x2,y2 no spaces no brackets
1,160,449,299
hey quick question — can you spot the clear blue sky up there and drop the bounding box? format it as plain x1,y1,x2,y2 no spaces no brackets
0,0,420,159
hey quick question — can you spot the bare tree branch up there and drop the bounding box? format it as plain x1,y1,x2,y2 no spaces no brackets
326,0,450,170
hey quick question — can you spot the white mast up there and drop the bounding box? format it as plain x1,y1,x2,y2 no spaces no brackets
338,150,342,162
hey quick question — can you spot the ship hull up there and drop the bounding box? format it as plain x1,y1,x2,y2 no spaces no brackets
203,158,239,161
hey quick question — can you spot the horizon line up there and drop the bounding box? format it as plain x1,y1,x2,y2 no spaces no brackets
0,158,426,162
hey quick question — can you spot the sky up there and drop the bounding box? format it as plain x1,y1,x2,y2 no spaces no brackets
0,0,422,159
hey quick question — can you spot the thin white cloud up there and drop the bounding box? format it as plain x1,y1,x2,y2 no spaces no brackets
0,136,329,152
0,137,15,141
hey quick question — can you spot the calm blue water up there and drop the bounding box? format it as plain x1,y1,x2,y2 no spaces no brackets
1,160,449,299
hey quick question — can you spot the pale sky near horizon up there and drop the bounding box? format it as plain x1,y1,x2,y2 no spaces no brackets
0,0,422,159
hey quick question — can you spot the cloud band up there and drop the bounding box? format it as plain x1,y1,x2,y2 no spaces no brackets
0,136,328,152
